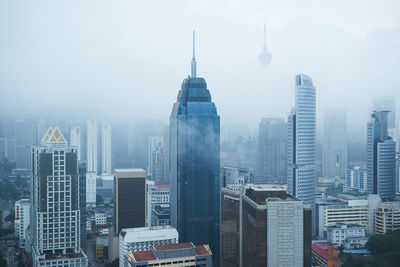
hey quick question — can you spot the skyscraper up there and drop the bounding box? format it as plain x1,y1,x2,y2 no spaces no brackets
367,111,396,201
287,74,316,233
323,110,347,178
221,184,312,267
147,136,164,184
101,122,112,174
86,117,97,207
70,126,81,161
87,117,98,172
169,32,220,264
30,127,88,266
256,118,287,183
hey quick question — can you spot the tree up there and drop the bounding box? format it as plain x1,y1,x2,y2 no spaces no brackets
365,230,400,267
104,258,119,267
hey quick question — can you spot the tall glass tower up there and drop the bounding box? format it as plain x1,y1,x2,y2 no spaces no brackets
169,32,220,265
367,111,396,201
287,74,316,234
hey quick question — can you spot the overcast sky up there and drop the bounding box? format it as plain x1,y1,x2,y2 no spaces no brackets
1,0,399,138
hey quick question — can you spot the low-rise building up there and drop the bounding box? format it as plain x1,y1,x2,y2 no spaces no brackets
151,203,170,226
95,212,107,226
119,226,178,267
126,242,212,267
375,205,400,234
327,224,368,249
96,235,109,260
312,245,338,267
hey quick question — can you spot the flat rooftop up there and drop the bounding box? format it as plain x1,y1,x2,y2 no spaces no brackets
250,183,286,191
114,168,146,178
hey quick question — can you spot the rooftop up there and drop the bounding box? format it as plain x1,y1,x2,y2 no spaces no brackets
114,168,146,178
195,245,212,256
130,250,156,262
250,183,286,191
153,242,194,251
312,245,336,260
120,226,178,243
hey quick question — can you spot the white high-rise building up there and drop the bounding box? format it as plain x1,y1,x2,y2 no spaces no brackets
146,182,169,227
119,226,178,267
87,117,98,173
287,74,316,234
30,127,88,266
323,110,347,178
15,199,30,249
101,122,112,174
70,126,81,161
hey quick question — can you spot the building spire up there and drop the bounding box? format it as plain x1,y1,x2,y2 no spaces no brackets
191,30,196,78
263,24,267,47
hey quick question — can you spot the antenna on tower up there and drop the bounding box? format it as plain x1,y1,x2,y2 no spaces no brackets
191,30,197,78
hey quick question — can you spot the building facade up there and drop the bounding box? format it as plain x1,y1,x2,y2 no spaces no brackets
220,167,252,187
15,199,30,249
327,223,368,249
101,122,112,175
125,242,212,267
30,127,87,266
169,32,220,264
147,136,165,185
375,205,400,234
86,117,98,173
287,74,316,233
345,166,367,193
367,111,396,201
114,169,146,234
146,183,169,227
256,118,287,184
221,184,312,267
119,226,178,267
323,110,347,178
70,126,81,161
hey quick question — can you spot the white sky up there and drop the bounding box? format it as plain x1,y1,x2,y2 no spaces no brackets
0,0,399,137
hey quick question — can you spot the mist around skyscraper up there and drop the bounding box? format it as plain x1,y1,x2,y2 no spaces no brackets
1,1,400,267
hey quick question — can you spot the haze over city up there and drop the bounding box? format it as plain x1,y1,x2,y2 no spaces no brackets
1,0,400,140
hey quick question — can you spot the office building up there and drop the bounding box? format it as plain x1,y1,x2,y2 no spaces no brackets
327,223,368,249
169,32,220,263
323,110,347,178
86,172,96,208
152,204,170,227
0,137,16,162
95,213,107,226
119,226,178,267
30,127,87,266
125,242,212,267
96,236,108,260
345,166,367,193
256,118,287,183
375,205,400,235
70,126,81,161
221,184,312,267
16,119,38,169
147,183,169,227
220,166,252,187
101,122,112,174
367,111,396,200
163,126,170,184
373,98,396,129
78,163,87,252
147,136,164,184
14,199,30,249
87,117,98,172
287,74,316,233
114,169,146,234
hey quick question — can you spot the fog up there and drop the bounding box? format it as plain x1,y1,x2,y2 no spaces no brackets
1,0,400,140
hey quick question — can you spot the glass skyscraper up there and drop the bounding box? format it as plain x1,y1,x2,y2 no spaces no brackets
287,74,316,234
367,111,396,201
169,32,220,265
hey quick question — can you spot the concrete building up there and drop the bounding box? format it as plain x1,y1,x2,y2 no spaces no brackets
86,172,96,208
95,213,107,226
119,226,178,267
14,199,30,249
327,223,368,249
367,111,396,200
101,122,112,174
221,183,312,267
125,242,212,267
15,119,38,169
287,74,316,234
152,204,170,226
220,166,252,187
323,110,347,178
146,183,169,227
345,166,367,193
375,205,400,234
312,245,338,267
30,127,87,266
256,118,287,184
147,136,164,185
70,126,81,161
86,117,98,173
114,169,146,234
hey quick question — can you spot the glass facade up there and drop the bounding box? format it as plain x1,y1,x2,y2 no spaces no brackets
170,76,220,265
